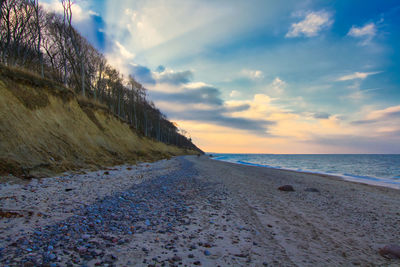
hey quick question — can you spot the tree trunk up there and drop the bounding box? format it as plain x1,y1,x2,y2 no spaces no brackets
81,60,85,96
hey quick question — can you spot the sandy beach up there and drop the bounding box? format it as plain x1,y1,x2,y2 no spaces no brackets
1,155,399,266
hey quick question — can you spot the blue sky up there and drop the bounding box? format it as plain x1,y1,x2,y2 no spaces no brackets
42,0,400,153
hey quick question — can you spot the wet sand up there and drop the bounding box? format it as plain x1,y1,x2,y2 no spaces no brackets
0,155,399,266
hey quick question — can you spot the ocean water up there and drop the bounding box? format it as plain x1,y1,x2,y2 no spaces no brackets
211,154,400,189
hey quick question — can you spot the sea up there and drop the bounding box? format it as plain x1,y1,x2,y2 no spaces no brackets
210,154,400,189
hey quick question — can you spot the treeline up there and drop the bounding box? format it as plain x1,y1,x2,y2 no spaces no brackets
0,0,201,152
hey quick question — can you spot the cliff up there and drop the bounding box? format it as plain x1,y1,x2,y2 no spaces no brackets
0,66,199,178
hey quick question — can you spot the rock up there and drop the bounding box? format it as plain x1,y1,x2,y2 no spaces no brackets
171,255,182,262
82,234,90,240
204,250,211,256
48,253,56,260
278,185,295,192
234,253,249,258
188,254,194,258
77,246,87,254
65,188,73,192
379,244,400,259
193,261,201,265
305,188,319,193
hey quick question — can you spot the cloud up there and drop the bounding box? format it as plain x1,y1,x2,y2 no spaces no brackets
269,77,286,94
151,83,222,106
111,59,192,86
240,69,264,80
105,0,230,53
357,105,400,123
154,69,193,85
348,23,377,45
337,71,380,81
155,65,166,73
129,64,156,84
229,90,241,98
347,90,366,101
286,11,333,38
148,82,274,135
313,112,331,119
115,41,135,59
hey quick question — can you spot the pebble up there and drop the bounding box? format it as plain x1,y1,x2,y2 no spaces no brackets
171,255,182,262
82,234,90,240
379,244,400,259
278,185,295,192
0,158,226,266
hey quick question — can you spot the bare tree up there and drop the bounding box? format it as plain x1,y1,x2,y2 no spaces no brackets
31,0,44,77
62,0,85,96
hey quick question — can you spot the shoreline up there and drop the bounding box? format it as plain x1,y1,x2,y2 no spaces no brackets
1,155,399,266
211,156,400,190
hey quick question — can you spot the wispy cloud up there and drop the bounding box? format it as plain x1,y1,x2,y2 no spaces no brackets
364,105,400,121
286,11,333,38
269,77,286,95
115,41,135,59
229,90,241,98
240,69,264,80
337,71,380,81
348,22,377,45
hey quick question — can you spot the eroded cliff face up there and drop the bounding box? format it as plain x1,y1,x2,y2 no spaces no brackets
0,67,196,178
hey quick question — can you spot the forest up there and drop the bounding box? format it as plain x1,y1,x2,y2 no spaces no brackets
0,0,200,151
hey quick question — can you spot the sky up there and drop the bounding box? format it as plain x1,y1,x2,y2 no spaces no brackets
41,0,400,153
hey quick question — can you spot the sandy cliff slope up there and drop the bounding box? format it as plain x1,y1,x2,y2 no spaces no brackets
0,67,196,178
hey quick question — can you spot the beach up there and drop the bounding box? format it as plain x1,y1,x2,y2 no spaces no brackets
0,155,399,266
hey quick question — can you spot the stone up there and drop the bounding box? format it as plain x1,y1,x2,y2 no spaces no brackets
278,185,295,192
204,250,211,256
77,246,88,254
171,255,182,262
379,244,400,259
82,234,90,240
